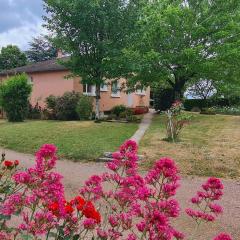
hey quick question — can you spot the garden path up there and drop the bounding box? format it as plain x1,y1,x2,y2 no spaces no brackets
130,109,155,143
1,147,240,239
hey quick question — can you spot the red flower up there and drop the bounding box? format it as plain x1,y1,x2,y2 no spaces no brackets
14,160,19,166
65,204,74,214
48,202,59,216
70,196,86,211
76,196,86,211
82,201,101,223
91,210,101,223
4,160,14,168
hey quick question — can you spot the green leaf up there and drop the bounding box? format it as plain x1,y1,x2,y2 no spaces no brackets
0,214,11,220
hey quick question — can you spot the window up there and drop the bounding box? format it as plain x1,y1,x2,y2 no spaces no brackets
111,81,120,97
83,84,96,96
136,88,146,96
100,83,108,92
28,76,33,85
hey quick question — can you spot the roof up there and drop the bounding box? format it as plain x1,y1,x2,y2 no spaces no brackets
0,57,69,76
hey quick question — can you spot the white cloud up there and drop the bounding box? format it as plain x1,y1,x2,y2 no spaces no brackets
0,22,48,50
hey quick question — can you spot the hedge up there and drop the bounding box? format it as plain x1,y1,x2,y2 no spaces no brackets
184,97,240,111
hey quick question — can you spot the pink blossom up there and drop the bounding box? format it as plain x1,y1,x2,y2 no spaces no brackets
97,228,108,239
213,233,232,240
83,218,96,229
126,233,137,240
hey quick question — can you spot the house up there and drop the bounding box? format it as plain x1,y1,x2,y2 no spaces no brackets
0,56,150,115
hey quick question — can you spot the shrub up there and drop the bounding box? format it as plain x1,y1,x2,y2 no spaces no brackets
119,108,133,119
28,103,42,119
0,141,232,239
184,97,240,111
111,104,127,117
0,74,32,122
45,92,81,120
166,100,191,141
76,96,93,120
212,106,240,116
126,114,139,122
45,95,57,113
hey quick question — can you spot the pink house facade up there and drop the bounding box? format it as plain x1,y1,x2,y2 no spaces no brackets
0,58,150,113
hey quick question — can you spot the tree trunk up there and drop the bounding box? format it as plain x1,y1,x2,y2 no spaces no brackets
95,85,101,120
173,78,186,100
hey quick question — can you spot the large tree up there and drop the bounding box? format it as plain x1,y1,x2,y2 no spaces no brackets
0,45,27,71
26,35,57,63
124,0,240,100
44,0,140,118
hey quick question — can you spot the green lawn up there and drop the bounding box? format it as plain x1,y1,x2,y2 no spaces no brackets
139,113,240,178
0,120,138,161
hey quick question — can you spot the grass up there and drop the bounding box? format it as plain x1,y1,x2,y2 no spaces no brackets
139,113,240,179
0,120,138,161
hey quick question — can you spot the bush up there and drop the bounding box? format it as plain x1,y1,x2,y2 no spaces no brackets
76,96,93,120
126,115,139,122
184,97,240,111
0,74,32,122
153,87,175,111
119,108,134,119
165,101,191,141
45,92,81,120
111,104,127,117
212,106,240,116
28,103,42,119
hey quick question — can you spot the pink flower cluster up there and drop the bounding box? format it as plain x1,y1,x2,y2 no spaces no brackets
80,140,184,239
186,177,224,224
0,140,233,240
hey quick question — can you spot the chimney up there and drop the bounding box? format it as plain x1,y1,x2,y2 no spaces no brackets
57,49,63,59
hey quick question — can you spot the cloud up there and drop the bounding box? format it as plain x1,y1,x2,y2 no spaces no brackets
0,23,48,50
0,0,46,50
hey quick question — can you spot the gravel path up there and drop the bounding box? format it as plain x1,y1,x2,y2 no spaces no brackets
1,148,240,239
130,109,155,143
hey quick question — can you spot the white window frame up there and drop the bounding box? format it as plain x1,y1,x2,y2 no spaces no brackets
28,76,34,85
111,81,121,98
100,83,108,92
136,88,146,96
83,84,96,96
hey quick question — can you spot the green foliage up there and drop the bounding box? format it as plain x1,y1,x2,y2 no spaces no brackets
46,92,81,120
26,35,57,63
124,0,240,99
119,108,134,119
153,87,175,111
111,105,127,117
184,98,240,111
0,45,27,71
44,0,140,118
0,74,32,122
76,96,93,120
212,106,240,116
126,115,139,123
28,103,42,120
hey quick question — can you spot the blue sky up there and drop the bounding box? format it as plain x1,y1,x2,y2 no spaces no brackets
0,0,46,50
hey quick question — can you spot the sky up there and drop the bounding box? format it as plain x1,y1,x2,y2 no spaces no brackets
0,0,47,50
